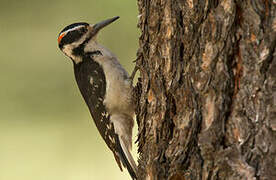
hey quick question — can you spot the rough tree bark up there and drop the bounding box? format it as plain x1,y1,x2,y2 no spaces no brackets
134,0,276,179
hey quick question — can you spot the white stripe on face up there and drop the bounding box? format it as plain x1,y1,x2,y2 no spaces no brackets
59,25,86,37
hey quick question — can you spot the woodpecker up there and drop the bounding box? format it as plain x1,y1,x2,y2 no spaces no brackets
57,16,137,179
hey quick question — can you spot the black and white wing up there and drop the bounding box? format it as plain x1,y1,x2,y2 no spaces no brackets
73,57,137,179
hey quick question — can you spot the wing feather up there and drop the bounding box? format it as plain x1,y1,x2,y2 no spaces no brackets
73,57,137,179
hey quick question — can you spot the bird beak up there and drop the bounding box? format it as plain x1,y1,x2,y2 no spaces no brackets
92,16,120,33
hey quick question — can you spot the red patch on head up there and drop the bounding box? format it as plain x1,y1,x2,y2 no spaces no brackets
58,33,65,44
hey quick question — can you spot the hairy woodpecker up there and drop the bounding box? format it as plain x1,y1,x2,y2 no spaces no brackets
57,16,137,179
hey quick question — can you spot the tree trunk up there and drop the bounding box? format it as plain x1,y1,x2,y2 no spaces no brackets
134,0,276,179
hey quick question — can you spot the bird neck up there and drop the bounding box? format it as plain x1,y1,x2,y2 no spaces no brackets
84,40,115,59
84,40,102,53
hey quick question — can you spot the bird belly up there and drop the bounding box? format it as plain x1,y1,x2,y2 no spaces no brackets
104,74,134,116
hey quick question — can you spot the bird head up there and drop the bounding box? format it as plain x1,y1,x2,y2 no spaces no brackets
57,16,119,64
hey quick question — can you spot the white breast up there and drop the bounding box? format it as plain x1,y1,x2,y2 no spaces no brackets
84,42,134,117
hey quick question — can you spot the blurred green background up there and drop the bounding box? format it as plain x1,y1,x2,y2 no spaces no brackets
0,0,139,179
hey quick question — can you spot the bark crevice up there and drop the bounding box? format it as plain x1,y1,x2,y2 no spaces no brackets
135,0,276,179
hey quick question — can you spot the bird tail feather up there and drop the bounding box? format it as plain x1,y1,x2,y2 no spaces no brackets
115,135,137,179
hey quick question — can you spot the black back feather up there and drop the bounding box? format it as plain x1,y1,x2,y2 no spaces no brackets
73,55,137,179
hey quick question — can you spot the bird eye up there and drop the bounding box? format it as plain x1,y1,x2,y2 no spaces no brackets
60,27,88,45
